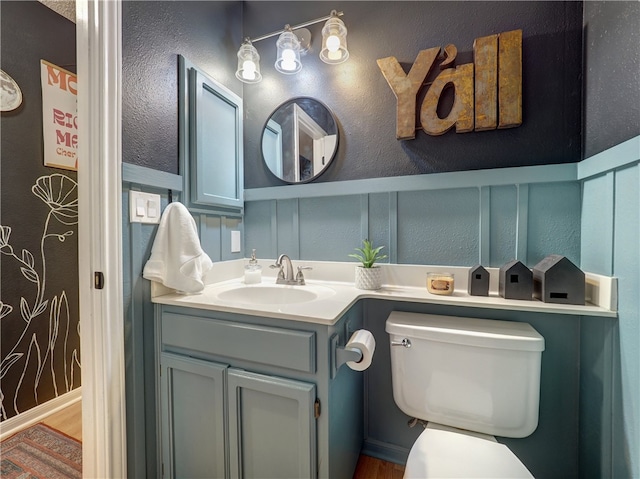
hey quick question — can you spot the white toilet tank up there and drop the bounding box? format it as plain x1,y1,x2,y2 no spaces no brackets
386,312,545,438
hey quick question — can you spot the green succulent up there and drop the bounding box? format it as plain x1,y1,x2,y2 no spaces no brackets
349,239,388,268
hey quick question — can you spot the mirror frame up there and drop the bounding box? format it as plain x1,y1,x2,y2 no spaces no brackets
261,97,339,184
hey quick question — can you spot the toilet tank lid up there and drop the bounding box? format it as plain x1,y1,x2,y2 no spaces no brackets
386,312,545,352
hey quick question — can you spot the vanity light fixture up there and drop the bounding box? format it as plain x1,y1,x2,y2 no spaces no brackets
275,26,302,74
236,10,348,84
320,11,349,64
236,39,262,83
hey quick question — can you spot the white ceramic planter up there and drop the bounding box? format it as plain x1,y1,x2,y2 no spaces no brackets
355,266,382,290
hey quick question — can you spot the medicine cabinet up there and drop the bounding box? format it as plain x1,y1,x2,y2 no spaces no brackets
179,55,243,212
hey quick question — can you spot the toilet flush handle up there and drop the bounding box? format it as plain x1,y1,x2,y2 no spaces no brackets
391,338,411,348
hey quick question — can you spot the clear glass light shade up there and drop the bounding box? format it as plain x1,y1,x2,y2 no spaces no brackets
236,41,262,83
275,30,302,74
320,16,348,64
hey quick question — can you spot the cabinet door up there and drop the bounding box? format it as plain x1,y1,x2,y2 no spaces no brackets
190,68,243,210
227,369,317,479
160,353,227,479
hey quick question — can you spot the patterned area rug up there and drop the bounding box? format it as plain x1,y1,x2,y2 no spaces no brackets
0,423,81,478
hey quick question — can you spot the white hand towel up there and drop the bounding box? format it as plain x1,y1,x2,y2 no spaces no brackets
143,202,213,294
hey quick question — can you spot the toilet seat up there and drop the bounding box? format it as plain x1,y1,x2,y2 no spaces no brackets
404,424,534,479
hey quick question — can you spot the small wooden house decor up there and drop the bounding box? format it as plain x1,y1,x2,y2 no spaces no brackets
468,264,490,296
533,254,585,305
499,260,532,300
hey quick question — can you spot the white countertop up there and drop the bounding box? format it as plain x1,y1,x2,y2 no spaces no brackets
151,260,617,325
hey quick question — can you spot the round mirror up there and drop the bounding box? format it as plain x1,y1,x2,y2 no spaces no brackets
261,97,339,183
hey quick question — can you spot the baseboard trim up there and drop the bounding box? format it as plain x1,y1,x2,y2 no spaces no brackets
0,387,82,441
361,438,410,465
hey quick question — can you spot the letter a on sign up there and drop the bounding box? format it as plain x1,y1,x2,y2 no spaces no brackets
420,63,475,135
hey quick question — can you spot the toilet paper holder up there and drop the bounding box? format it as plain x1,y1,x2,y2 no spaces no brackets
330,334,363,378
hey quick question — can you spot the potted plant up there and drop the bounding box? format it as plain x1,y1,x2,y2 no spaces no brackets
349,239,388,290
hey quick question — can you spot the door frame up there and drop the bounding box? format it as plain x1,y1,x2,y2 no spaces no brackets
76,0,127,477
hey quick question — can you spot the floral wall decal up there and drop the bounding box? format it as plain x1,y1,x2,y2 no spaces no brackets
0,174,80,421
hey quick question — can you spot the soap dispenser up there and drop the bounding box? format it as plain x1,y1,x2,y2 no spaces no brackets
244,249,262,284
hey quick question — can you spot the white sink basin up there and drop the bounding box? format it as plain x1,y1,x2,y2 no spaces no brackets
216,283,335,305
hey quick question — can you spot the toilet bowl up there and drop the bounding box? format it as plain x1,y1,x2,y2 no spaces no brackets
385,312,545,479
404,423,533,478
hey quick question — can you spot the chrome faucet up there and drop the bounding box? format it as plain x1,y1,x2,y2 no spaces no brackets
270,254,312,285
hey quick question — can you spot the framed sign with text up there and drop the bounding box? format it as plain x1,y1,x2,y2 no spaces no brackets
40,60,77,170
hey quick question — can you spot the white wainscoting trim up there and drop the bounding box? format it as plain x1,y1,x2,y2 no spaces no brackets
244,163,578,201
578,135,640,180
0,388,82,441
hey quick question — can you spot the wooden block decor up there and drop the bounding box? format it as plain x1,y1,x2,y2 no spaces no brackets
377,29,523,139
499,260,532,300
468,264,490,296
532,255,585,305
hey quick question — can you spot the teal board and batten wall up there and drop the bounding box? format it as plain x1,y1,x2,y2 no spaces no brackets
244,139,640,477
121,163,244,478
123,140,640,477
244,162,587,478
578,137,640,479
244,164,582,269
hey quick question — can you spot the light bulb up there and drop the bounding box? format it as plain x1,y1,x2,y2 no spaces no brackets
280,49,297,71
326,35,340,52
242,60,256,80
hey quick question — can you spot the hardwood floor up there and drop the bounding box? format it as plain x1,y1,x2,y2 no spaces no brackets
353,454,406,479
21,401,404,478
40,400,82,441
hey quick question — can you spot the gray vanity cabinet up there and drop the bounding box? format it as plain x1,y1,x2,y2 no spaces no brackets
160,353,228,478
155,303,364,479
227,369,316,479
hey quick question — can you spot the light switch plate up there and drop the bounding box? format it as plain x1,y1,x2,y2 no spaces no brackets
231,230,241,253
129,191,161,224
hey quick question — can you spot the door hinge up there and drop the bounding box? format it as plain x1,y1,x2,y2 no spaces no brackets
94,271,104,289
314,399,321,419
162,462,164,477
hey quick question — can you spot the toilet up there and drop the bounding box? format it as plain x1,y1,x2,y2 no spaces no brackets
386,311,545,478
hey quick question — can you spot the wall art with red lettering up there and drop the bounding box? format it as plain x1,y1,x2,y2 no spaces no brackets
40,60,77,170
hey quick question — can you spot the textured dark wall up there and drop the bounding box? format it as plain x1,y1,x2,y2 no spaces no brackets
122,1,243,174
583,1,640,158
0,1,80,421
244,1,583,188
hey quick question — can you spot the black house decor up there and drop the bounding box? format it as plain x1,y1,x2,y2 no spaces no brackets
533,254,585,305
499,260,533,300
468,264,490,296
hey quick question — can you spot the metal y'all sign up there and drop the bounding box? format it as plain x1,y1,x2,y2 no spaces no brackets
377,29,522,140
